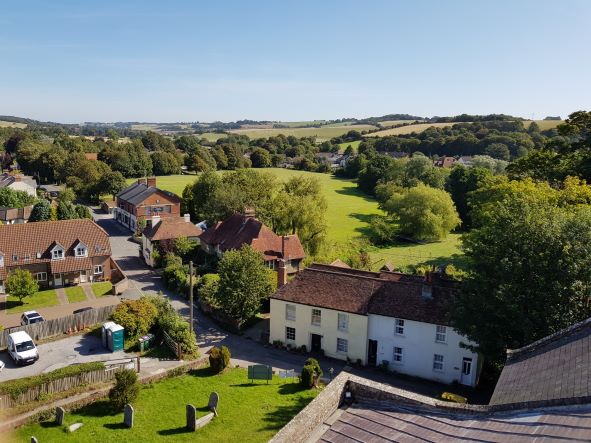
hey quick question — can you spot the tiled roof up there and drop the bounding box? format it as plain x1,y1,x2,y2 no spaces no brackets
319,401,591,442
199,213,305,261
0,205,33,221
272,266,382,314
329,259,351,269
0,173,37,189
50,257,93,274
490,317,591,406
0,219,111,269
117,182,180,206
272,263,455,324
143,217,203,241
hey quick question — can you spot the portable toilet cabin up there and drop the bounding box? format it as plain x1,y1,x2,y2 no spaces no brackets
102,321,125,352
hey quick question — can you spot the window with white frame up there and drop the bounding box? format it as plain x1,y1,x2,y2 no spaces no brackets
285,304,296,321
311,309,321,326
433,354,444,372
285,326,296,341
435,325,447,343
336,338,348,353
94,265,103,275
36,272,47,282
75,245,87,257
0,255,4,267
393,347,403,363
394,318,405,335
338,313,349,332
52,248,64,260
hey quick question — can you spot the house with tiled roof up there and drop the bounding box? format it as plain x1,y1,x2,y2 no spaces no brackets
270,263,480,386
199,211,305,282
0,204,33,224
115,177,181,232
0,219,115,294
141,215,203,267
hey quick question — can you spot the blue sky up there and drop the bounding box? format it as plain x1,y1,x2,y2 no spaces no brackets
1,1,589,123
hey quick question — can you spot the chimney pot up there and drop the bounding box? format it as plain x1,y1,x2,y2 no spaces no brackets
183,213,190,223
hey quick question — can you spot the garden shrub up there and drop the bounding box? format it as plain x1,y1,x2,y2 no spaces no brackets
209,346,231,373
111,297,158,338
300,358,323,388
109,369,140,409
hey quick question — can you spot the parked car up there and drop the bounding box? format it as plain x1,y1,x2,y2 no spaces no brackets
7,331,39,365
73,307,94,315
20,310,45,326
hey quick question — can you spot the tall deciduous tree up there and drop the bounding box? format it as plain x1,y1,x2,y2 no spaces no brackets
213,245,275,322
445,166,491,228
453,180,591,365
6,269,39,303
29,199,52,222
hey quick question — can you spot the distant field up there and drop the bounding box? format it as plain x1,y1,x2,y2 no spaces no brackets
366,122,456,137
141,169,463,269
228,124,378,140
198,132,228,141
338,140,361,153
378,119,425,128
522,120,563,130
0,120,27,129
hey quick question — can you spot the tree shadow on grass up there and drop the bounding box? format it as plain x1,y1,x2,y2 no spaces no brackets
74,400,121,418
278,382,308,395
157,426,193,436
259,396,314,431
334,186,377,202
188,367,216,378
39,421,61,429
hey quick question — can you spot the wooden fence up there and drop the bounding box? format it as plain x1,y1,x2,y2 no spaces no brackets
1,305,117,350
162,329,182,360
0,357,138,409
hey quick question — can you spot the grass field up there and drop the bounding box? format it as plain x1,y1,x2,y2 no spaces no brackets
91,282,113,298
64,286,86,303
522,119,563,130
5,289,59,314
14,367,318,443
136,169,464,270
377,119,425,128
366,122,456,137
338,140,361,153
228,124,378,140
0,120,27,129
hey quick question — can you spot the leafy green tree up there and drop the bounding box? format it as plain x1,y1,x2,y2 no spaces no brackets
75,204,92,219
56,187,76,205
6,269,39,303
109,369,140,409
57,201,78,220
484,143,510,160
0,187,35,208
111,298,158,338
29,199,52,222
250,148,271,168
151,151,181,175
141,131,175,152
382,184,460,241
97,171,127,200
213,245,274,322
453,181,591,365
357,154,397,195
185,146,217,172
445,166,491,228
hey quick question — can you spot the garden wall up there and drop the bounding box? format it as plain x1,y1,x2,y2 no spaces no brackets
0,305,117,349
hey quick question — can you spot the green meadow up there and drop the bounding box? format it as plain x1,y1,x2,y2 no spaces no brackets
138,168,463,270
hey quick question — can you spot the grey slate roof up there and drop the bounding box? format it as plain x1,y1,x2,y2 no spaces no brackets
116,182,159,205
490,317,591,406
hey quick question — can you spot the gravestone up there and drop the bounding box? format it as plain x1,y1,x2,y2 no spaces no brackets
68,423,83,433
195,412,215,429
186,404,197,431
31,438,38,443
55,406,65,425
208,392,219,415
124,403,134,428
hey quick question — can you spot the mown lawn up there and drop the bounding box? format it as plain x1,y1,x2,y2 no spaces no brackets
4,289,60,314
14,367,318,443
64,286,87,303
138,169,464,270
91,282,113,298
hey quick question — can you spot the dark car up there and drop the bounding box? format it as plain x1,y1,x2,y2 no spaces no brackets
73,307,95,315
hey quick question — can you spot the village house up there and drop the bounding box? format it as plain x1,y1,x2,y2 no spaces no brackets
434,156,456,168
142,215,203,267
114,177,181,232
0,205,33,224
199,210,305,279
270,263,480,387
0,173,37,197
0,219,116,294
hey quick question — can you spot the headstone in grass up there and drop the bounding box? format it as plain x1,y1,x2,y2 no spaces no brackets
186,404,197,431
208,392,219,415
68,423,83,432
31,438,38,443
124,403,134,428
55,406,65,425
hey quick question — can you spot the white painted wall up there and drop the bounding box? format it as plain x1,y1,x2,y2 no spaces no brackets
270,299,369,364
8,181,36,197
368,314,480,386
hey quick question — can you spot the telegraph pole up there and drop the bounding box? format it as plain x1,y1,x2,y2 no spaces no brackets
189,260,194,335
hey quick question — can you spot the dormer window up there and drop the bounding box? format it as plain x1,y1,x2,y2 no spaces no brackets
52,249,64,260
12,254,18,261
74,241,88,258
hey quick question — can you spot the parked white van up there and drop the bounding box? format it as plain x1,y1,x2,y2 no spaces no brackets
7,331,39,365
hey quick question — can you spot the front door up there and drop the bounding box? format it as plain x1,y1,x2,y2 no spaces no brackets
54,273,62,286
368,340,378,367
311,334,322,352
460,357,473,385
80,271,87,283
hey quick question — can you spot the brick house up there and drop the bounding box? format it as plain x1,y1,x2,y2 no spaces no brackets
142,215,203,267
199,211,305,281
114,177,181,232
0,219,114,294
0,205,33,224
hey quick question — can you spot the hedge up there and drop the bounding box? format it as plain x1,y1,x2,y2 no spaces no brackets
0,362,105,399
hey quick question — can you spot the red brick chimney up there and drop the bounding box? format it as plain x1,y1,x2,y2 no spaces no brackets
277,259,288,287
147,177,157,188
243,206,256,218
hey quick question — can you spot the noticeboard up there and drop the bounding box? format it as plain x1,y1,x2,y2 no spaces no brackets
248,364,273,383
